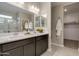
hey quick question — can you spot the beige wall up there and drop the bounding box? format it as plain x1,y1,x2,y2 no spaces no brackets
39,2,51,51
51,5,64,47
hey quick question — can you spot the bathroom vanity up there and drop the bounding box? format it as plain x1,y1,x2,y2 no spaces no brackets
0,33,48,56
0,2,48,56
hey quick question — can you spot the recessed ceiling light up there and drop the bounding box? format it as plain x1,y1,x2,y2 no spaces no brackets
64,8,67,12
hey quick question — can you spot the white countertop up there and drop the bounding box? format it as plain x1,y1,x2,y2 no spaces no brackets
0,32,48,44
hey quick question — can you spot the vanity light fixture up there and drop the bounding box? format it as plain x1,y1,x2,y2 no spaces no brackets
0,14,12,19
42,14,47,18
29,5,40,14
31,5,35,10
35,7,39,12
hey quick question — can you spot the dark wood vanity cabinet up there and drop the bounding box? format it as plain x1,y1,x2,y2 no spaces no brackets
24,38,35,56
0,37,35,56
36,35,48,56
24,42,35,56
3,47,23,56
0,46,2,56
0,34,48,56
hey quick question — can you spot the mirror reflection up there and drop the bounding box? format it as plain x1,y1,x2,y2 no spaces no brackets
0,3,47,34
0,9,21,33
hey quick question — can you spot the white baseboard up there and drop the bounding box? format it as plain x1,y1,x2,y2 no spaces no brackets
52,43,64,47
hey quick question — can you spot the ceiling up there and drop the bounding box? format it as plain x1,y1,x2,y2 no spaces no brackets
51,2,75,7
51,2,79,14
64,2,79,14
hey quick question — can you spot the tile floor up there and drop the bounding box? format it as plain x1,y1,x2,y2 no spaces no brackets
42,39,79,56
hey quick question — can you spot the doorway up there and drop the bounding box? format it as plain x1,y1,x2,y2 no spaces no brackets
64,2,79,50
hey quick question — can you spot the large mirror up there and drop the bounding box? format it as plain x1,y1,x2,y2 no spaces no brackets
0,2,46,34
0,3,34,33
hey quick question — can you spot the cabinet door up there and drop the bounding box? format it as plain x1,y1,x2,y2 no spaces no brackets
0,46,2,56
36,35,48,56
24,42,35,56
2,47,23,56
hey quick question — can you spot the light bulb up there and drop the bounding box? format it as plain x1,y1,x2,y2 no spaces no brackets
64,8,67,12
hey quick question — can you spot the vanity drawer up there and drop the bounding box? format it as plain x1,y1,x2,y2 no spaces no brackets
36,35,48,41
2,38,34,52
